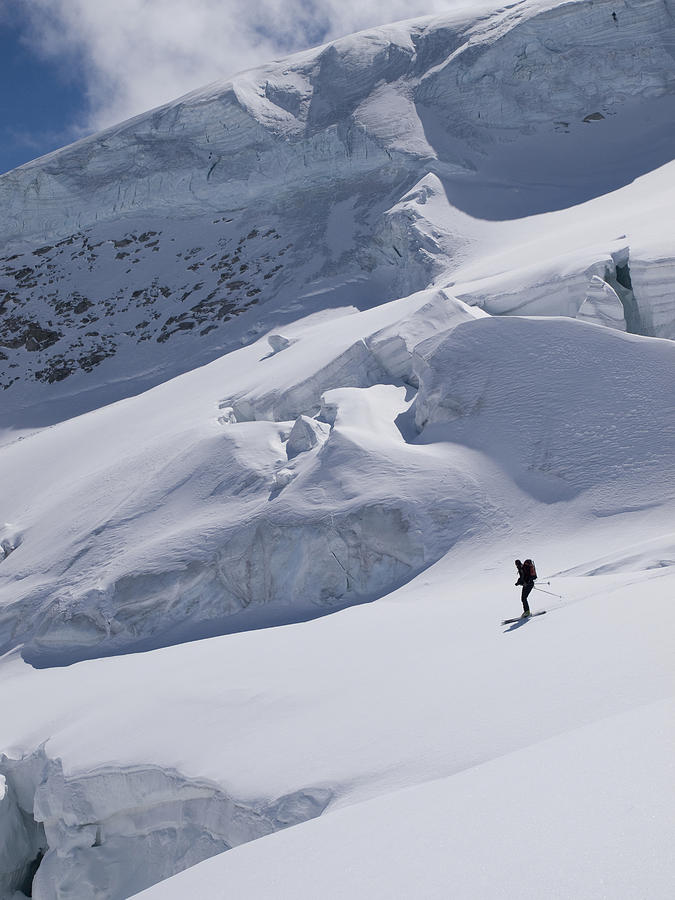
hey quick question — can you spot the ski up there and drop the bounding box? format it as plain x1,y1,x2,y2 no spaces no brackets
501,610,547,625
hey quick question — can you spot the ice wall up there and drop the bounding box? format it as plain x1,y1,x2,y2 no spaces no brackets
628,255,675,338
0,749,330,900
3,0,675,243
576,275,626,331
0,32,416,244
0,770,46,898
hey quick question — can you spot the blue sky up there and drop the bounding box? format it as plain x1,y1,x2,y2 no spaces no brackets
0,9,88,174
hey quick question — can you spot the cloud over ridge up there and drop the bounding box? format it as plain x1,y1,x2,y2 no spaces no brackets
21,0,457,133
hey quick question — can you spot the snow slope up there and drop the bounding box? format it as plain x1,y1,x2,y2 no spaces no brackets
0,290,493,666
2,304,674,898
1,502,674,898
2,305,674,668
2,0,675,898
134,700,675,900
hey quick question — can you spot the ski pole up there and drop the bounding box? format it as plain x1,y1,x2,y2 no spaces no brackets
534,585,563,599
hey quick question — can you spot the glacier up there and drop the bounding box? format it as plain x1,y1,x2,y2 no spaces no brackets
4,0,675,420
1,0,675,897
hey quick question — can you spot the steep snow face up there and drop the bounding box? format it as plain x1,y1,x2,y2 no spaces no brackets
4,0,675,413
3,0,675,238
0,169,455,414
413,316,675,503
415,0,675,215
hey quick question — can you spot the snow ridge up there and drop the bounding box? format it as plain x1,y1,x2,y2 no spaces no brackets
4,0,675,414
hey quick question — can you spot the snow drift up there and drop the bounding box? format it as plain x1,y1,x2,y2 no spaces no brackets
413,315,675,502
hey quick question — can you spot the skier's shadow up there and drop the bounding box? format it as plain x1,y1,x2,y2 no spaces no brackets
503,618,532,633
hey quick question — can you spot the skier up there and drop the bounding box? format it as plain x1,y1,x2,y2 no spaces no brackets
514,558,537,617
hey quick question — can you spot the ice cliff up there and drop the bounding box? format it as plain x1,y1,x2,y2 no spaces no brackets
3,0,675,413
0,748,330,900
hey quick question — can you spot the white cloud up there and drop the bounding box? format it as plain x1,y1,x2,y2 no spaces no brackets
20,0,457,132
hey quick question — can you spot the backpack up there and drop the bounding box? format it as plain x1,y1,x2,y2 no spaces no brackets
523,559,537,580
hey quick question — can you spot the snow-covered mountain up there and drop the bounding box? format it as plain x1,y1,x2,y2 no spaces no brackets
1,1,674,898
3,0,675,420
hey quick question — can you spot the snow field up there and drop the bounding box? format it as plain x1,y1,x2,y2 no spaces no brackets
2,0,675,896
6,293,672,667
2,517,674,898
2,296,675,896
134,699,675,900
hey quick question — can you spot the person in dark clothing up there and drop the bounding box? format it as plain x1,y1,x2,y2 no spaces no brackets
514,558,536,617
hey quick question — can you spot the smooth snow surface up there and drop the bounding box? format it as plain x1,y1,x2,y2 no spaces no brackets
134,700,675,900
2,1,675,898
